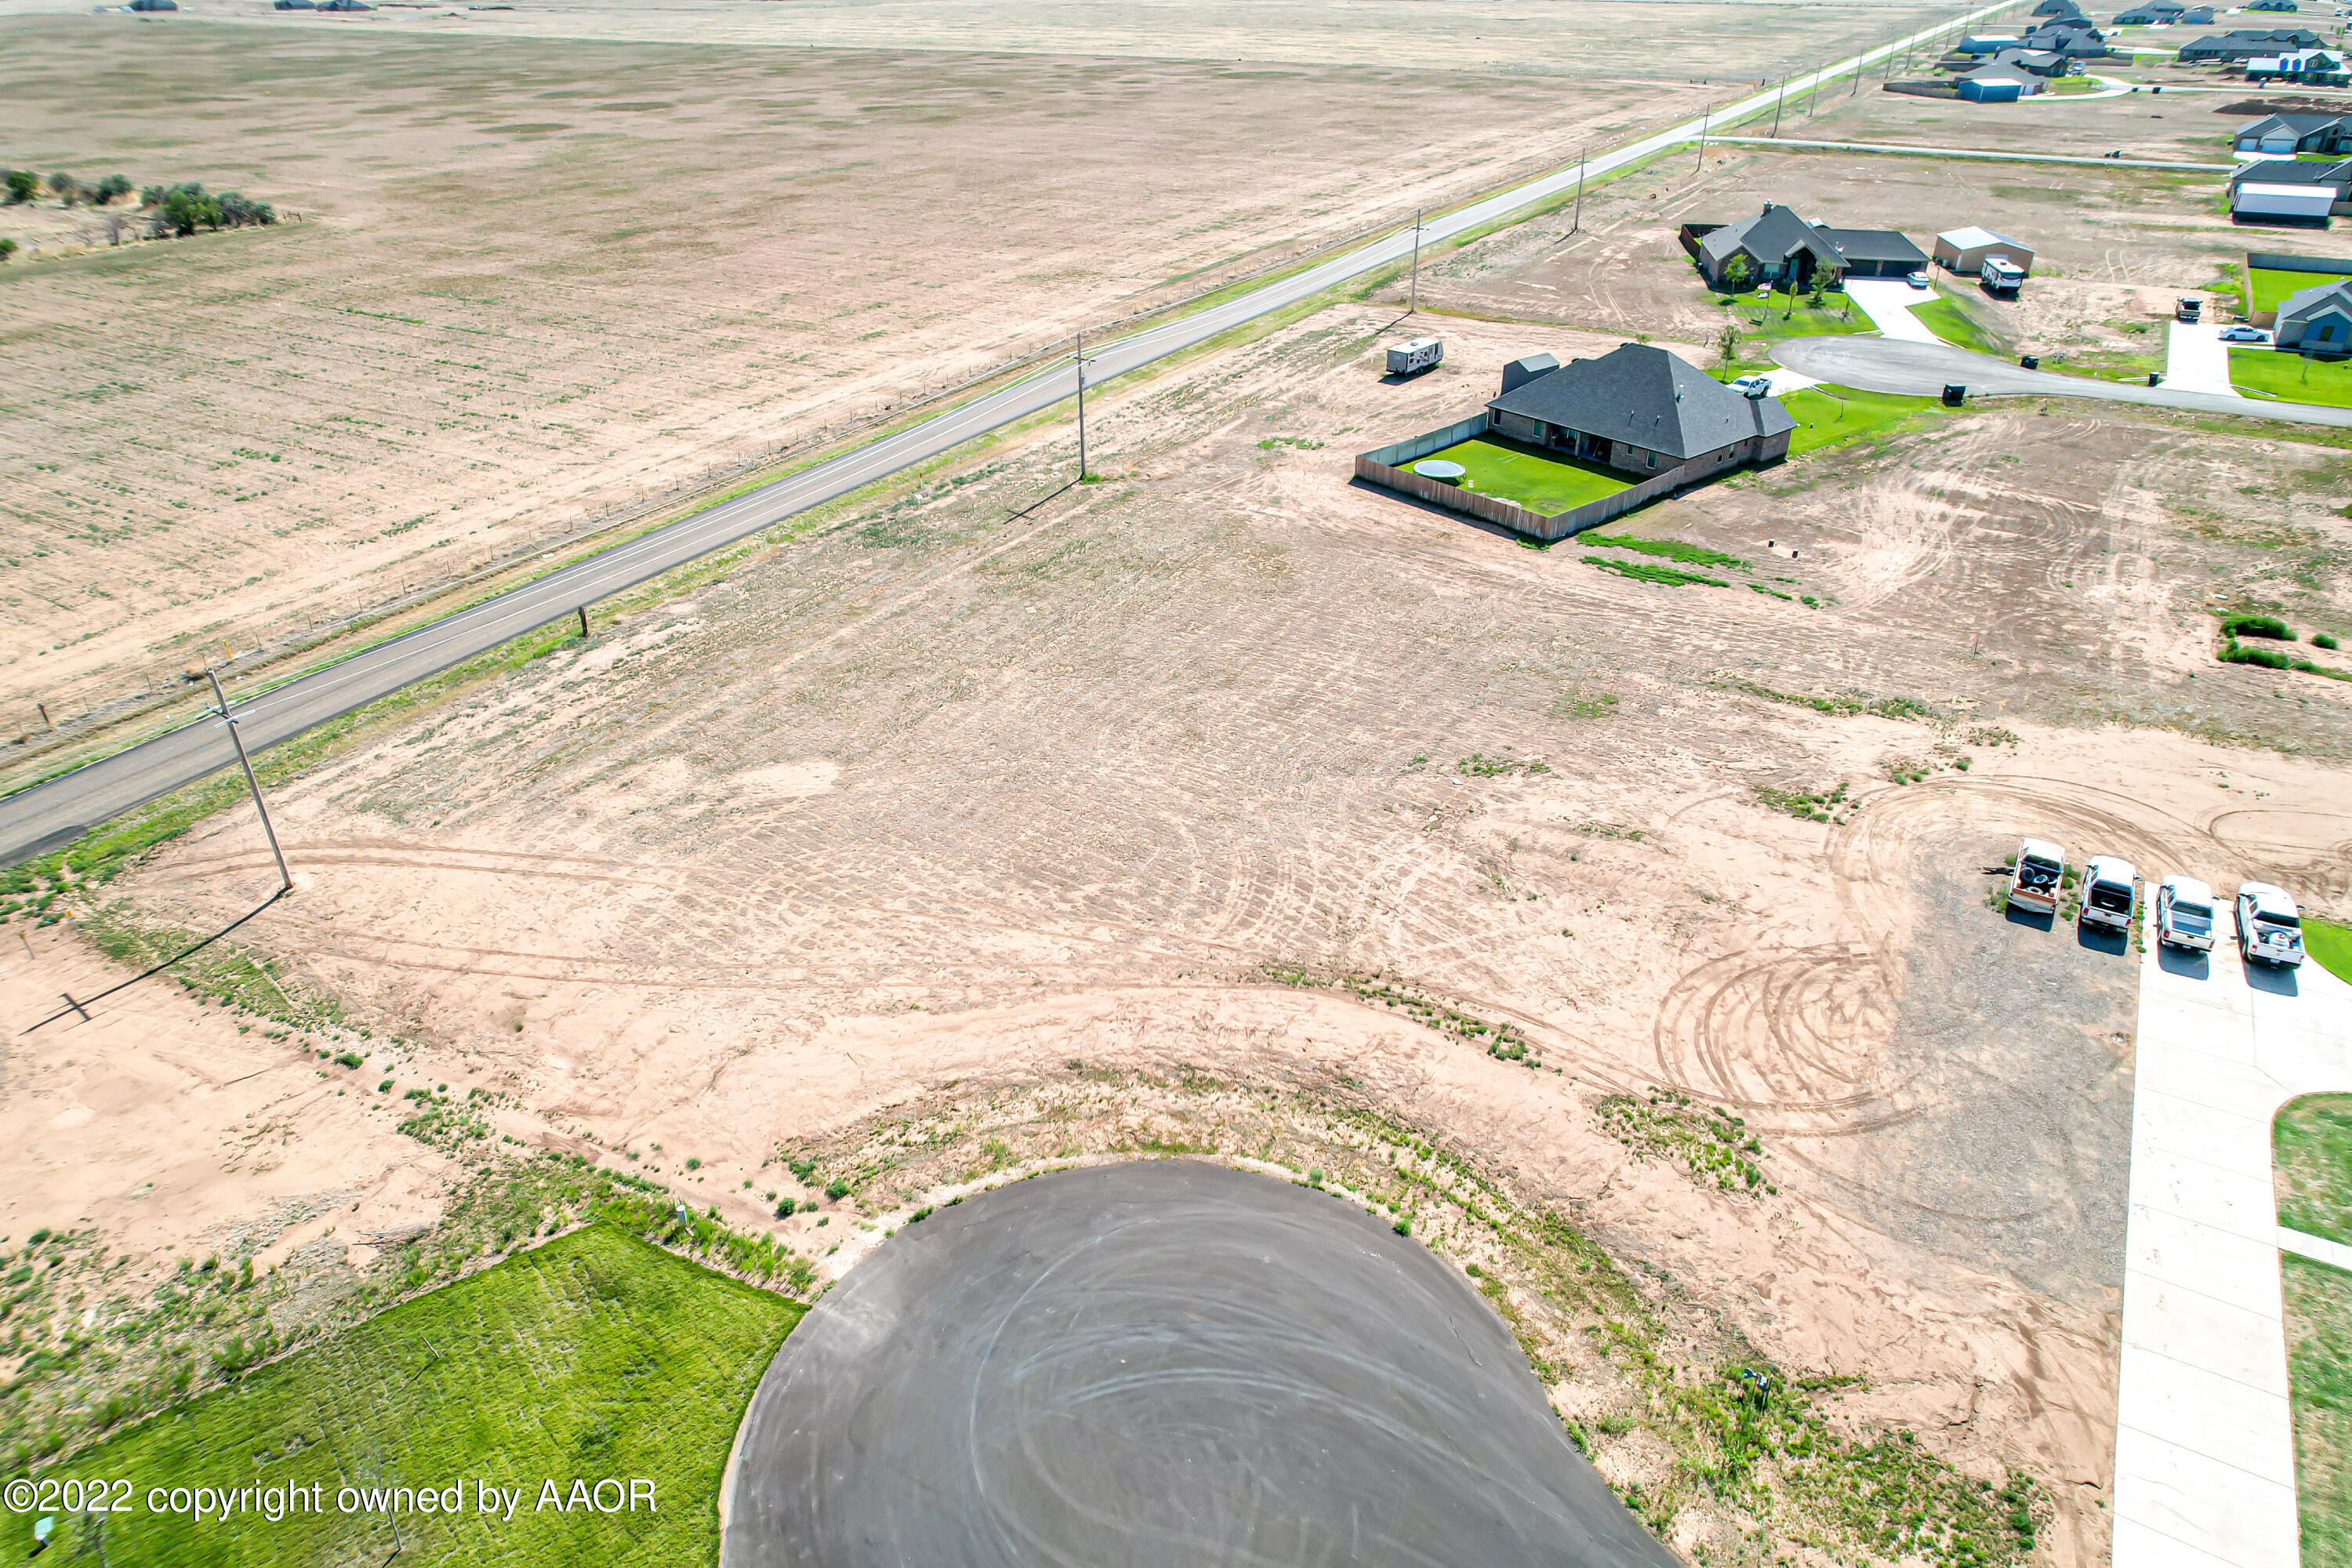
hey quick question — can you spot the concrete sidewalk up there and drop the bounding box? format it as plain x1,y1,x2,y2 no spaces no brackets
2113,935,2352,1568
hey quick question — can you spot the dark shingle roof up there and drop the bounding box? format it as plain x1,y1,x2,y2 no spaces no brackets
2230,156,2352,187
1817,227,1931,267
1485,344,1795,461
1697,204,1832,272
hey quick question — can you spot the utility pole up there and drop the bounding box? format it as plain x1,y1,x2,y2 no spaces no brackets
1769,75,1788,137
1073,328,1088,481
1572,149,1587,231
205,669,292,895
1409,206,1423,313
1693,105,1710,173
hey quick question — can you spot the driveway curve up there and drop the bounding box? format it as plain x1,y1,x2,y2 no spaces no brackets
720,1160,1679,1568
1771,336,2352,428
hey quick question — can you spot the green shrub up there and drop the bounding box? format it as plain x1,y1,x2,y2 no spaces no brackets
823,1178,850,1201
2222,614,2292,641
2222,641,2292,670
684,1157,700,1171
332,1050,363,1068
2316,632,2340,650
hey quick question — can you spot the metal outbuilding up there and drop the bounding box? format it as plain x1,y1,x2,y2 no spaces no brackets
2234,182,2337,224
1933,226,2037,275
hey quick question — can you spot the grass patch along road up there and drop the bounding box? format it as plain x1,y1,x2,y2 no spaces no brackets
34,1225,800,1567
1911,292,2007,357
2231,347,2352,409
1409,434,1632,514
2281,1254,2352,1568
2278,1092,2352,1247
1776,387,1944,456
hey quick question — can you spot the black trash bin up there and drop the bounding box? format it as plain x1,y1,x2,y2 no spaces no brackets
2020,354,2039,369
1941,383,1965,407
2147,372,2162,387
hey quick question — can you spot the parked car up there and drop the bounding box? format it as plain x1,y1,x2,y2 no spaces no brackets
1906,270,1931,289
2010,838,2066,916
2235,882,2306,967
2218,325,2270,343
2080,856,2137,933
2176,296,2201,323
2155,874,2216,952
1728,372,1773,395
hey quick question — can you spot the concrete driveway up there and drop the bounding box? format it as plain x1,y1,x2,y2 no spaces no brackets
2112,938,2352,1568
1843,278,1939,343
1771,336,2352,428
2165,320,2236,397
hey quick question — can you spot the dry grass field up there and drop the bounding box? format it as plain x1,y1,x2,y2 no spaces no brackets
10,299,2347,1559
0,10,1714,734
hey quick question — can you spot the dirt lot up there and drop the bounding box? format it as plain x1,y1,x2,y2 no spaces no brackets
9,303,2347,1557
0,16,1694,735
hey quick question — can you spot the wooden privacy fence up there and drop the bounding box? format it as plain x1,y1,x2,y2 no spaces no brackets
1355,416,1697,543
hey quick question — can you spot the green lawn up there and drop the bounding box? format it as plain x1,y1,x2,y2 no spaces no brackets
2307,917,2352,986
2278,1093,2352,1247
1777,387,1944,456
31,1226,800,1567
2230,347,2352,408
2251,265,2352,315
1409,434,1632,515
1717,286,1875,350
1911,291,2008,355
2281,1254,2352,1568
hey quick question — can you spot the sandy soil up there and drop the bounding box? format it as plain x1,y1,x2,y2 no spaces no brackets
0,924,452,1287
11,303,2339,1555
0,14,1687,731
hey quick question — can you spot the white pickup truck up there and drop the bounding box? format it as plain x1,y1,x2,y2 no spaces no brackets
2154,874,2216,953
2235,881,2307,968
2079,856,2136,934
2009,838,2066,916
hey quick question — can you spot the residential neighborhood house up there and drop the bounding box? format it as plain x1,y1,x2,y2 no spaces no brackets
1932,227,2037,275
2249,0,2300,13
2274,278,2352,350
1682,203,1929,289
2228,158,2352,216
1483,344,1795,477
2233,112,2352,155
2248,48,2350,84
1991,47,2080,74
2033,0,2085,15
2178,27,2322,60
1958,64,2044,97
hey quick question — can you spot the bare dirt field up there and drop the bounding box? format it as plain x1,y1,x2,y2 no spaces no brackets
11,302,2348,1557
0,0,1966,77
0,14,1700,735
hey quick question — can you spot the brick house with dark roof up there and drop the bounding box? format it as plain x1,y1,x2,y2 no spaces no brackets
1483,344,1795,477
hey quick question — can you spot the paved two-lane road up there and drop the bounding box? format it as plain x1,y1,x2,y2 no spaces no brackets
0,0,2011,866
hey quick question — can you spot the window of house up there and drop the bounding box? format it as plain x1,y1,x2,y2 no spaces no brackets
1646,451,1657,470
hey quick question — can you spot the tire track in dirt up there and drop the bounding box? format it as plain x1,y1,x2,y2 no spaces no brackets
1646,770,2242,1142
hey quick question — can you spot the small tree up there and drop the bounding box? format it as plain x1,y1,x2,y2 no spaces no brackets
5,169,39,204
1718,321,1739,367
92,173,132,205
139,183,165,209
0,238,16,263
160,182,220,235
216,191,276,227
47,172,76,206
1721,253,1753,294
